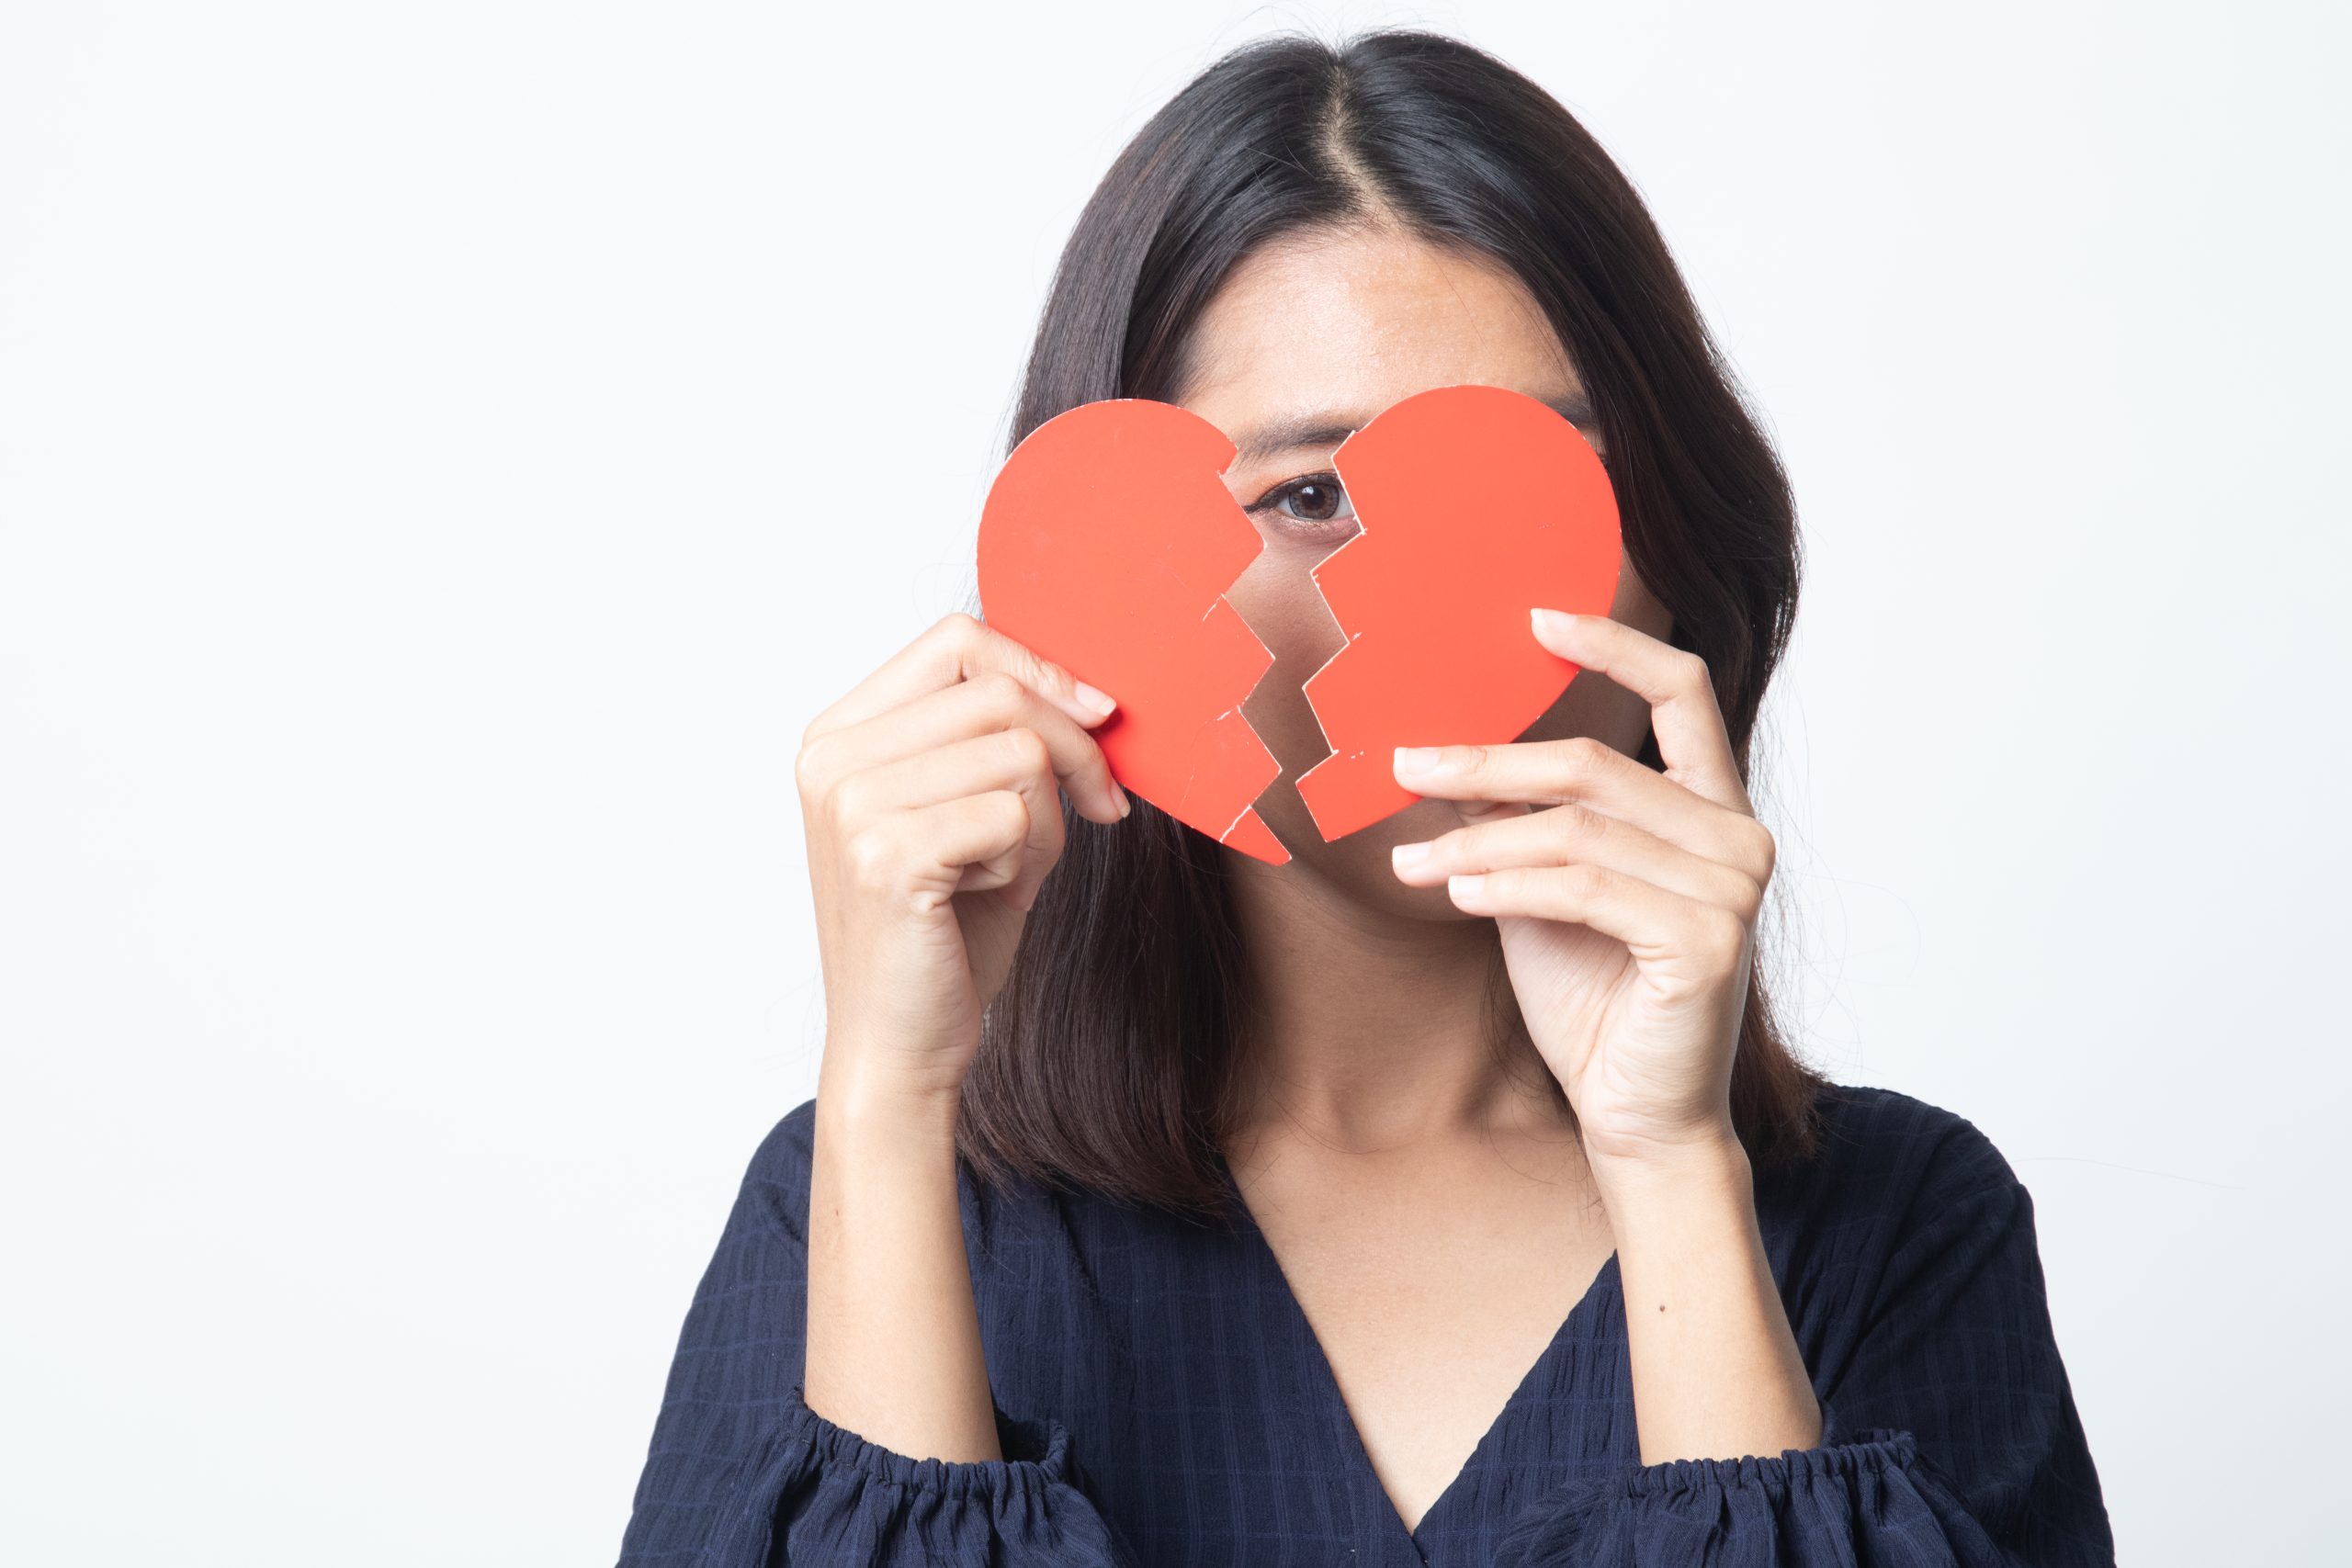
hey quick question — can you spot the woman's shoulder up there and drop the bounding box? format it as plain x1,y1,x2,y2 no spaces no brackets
729,1093,1070,1235
1803,1081,2024,1197
752,1094,820,1190
734,1093,1251,1293
693,1096,824,1242
1758,1080,2036,1267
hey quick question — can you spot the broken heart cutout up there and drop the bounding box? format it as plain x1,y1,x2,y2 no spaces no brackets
975,383,1623,866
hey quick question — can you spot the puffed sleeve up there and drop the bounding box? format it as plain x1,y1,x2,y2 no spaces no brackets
613,1100,1139,1567
1494,1104,2115,1567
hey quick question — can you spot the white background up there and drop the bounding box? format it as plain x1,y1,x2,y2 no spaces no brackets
4,3,2344,1563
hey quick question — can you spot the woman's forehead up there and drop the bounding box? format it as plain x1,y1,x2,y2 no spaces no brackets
1178,227,1586,433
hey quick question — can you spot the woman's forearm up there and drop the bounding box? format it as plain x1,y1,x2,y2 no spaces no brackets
1595,1130,1824,1465
803,1053,1003,1462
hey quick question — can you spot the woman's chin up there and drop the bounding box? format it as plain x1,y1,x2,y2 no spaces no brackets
1285,796,1495,919
1216,786,1492,914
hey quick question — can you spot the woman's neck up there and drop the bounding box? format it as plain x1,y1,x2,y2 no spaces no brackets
1218,853,1568,1153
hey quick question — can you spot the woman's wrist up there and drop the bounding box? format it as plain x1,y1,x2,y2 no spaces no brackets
1594,1131,1758,1279
817,1045,966,1156
1583,1115,1750,1221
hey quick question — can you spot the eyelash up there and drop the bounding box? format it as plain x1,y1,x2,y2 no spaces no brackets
1246,471,1351,525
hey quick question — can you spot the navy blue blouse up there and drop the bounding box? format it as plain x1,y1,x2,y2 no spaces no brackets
614,1083,2114,1566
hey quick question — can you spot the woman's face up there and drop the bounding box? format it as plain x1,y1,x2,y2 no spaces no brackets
1174,222,1673,913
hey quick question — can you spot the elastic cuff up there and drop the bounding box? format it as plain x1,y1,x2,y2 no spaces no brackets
1617,1428,1918,1500
781,1382,1076,1501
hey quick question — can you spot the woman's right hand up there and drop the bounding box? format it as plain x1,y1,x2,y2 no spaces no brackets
796,611,1129,1104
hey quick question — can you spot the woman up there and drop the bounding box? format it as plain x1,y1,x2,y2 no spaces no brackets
616,28,2113,1568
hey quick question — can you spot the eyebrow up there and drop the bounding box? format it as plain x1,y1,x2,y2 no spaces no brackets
1229,391,1599,466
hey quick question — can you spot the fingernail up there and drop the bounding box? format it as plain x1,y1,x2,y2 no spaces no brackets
1531,607,1576,637
1391,840,1430,871
1113,780,1132,818
1448,873,1486,901
1394,746,1442,778
1071,680,1117,719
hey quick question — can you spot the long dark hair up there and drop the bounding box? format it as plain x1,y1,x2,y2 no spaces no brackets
956,28,1825,1224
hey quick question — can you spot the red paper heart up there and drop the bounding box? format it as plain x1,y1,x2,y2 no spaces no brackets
975,385,1623,865
976,399,1292,864
1298,384,1623,840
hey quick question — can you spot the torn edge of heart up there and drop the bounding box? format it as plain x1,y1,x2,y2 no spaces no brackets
1178,619,1292,866
1290,433,1389,846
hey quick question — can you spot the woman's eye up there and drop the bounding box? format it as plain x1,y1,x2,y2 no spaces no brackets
1255,475,1357,530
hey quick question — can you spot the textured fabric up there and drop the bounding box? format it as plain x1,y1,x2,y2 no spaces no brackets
614,1084,2113,1567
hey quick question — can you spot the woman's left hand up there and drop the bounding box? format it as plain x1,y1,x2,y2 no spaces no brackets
1387,607,1777,1174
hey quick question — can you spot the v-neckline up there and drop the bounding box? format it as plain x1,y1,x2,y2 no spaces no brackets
1211,1147,1623,1558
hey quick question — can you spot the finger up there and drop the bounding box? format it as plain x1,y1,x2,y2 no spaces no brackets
1391,801,1763,923
844,789,1045,914
1445,861,1753,980
801,668,1128,826
834,728,1074,905
956,772,1068,912
807,611,1118,741
1527,609,1749,813
1393,736,1772,880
